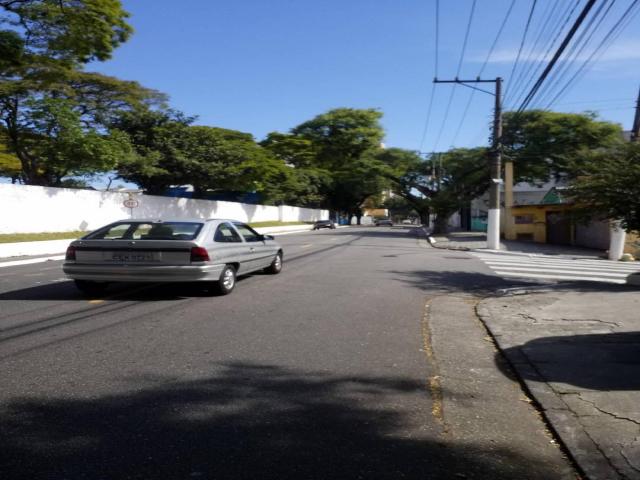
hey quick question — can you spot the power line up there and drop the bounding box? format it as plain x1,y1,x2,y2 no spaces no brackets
433,0,477,151
503,0,538,102
545,0,640,109
535,0,616,108
418,83,437,151
554,97,631,105
504,0,562,106
455,0,477,77
418,0,440,150
451,0,516,146
506,0,581,109
517,0,598,113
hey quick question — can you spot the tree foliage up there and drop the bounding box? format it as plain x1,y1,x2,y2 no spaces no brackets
260,132,331,207
116,109,291,200
567,142,640,232
1,0,132,64
15,97,135,185
284,108,389,217
291,108,384,170
380,147,490,231
501,110,623,182
0,0,161,185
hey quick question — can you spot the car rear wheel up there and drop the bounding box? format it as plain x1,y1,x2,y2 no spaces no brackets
74,280,108,296
264,251,283,274
214,265,236,295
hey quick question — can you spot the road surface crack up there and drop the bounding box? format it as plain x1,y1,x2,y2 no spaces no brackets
576,396,640,427
516,313,620,327
620,449,640,475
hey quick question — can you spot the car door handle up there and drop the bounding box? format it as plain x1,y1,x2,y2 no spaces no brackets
249,247,255,252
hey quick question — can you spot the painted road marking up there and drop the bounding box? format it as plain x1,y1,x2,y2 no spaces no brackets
472,251,640,284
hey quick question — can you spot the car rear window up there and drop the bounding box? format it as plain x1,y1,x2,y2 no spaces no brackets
86,222,203,240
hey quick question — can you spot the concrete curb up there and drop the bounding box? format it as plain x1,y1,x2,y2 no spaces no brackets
475,300,620,480
0,239,72,259
424,231,471,251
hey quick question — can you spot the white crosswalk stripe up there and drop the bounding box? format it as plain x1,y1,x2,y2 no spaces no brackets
471,251,640,284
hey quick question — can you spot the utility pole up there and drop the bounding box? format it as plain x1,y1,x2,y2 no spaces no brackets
433,77,503,249
631,84,640,142
610,85,640,260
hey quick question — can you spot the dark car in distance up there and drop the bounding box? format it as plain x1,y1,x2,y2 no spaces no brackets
374,218,393,226
313,219,336,230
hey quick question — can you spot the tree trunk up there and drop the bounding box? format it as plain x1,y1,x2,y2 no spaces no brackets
415,207,430,227
432,214,449,234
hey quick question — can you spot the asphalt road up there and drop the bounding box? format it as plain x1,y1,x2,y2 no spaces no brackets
0,227,575,479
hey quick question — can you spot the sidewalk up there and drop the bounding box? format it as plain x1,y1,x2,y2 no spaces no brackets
432,230,640,478
429,231,605,259
477,287,640,480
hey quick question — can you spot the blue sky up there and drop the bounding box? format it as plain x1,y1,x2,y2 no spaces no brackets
90,0,640,153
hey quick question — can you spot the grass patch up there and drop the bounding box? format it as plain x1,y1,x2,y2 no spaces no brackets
248,221,309,228
0,231,87,244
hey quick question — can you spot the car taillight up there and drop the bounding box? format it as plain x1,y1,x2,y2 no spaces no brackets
65,245,76,261
190,246,210,262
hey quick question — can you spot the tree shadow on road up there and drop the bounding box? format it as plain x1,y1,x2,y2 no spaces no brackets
0,362,570,480
390,269,533,295
391,269,639,296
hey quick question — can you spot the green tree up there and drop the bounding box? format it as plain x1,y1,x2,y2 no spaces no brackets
289,108,388,220
380,147,490,232
375,148,432,224
0,129,21,182
260,132,332,207
501,110,623,181
113,109,196,194
0,0,132,64
0,0,161,185
567,142,640,232
14,97,135,185
292,108,384,170
116,110,291,201
382,195,418,220
178,126,289,199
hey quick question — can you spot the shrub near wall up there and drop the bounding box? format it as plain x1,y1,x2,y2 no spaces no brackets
0,184,328,234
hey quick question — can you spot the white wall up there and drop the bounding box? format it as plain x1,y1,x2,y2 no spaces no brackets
0,184,329,234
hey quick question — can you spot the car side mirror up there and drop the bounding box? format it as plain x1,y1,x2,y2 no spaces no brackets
263,234,274,241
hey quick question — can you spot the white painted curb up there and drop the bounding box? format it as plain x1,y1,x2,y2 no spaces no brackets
0,239,73,259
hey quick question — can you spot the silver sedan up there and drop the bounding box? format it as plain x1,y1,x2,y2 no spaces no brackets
63,218,283,295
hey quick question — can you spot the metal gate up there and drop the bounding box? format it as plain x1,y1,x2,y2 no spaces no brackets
546,212,572,245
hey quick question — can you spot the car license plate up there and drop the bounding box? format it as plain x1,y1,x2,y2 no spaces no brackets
108,252,157,262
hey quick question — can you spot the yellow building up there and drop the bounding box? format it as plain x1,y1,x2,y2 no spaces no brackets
504,187,639,255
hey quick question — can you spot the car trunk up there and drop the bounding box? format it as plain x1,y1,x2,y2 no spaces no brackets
73,240,196,266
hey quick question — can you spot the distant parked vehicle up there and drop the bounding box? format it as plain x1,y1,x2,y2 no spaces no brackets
63,218,283,296
374,218,393,226
313,219,336,230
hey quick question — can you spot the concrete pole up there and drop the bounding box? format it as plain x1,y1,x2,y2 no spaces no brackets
609,220,626,261
608,86,639,259
504,161,514,240
487,77,503,250
631,85,640,142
